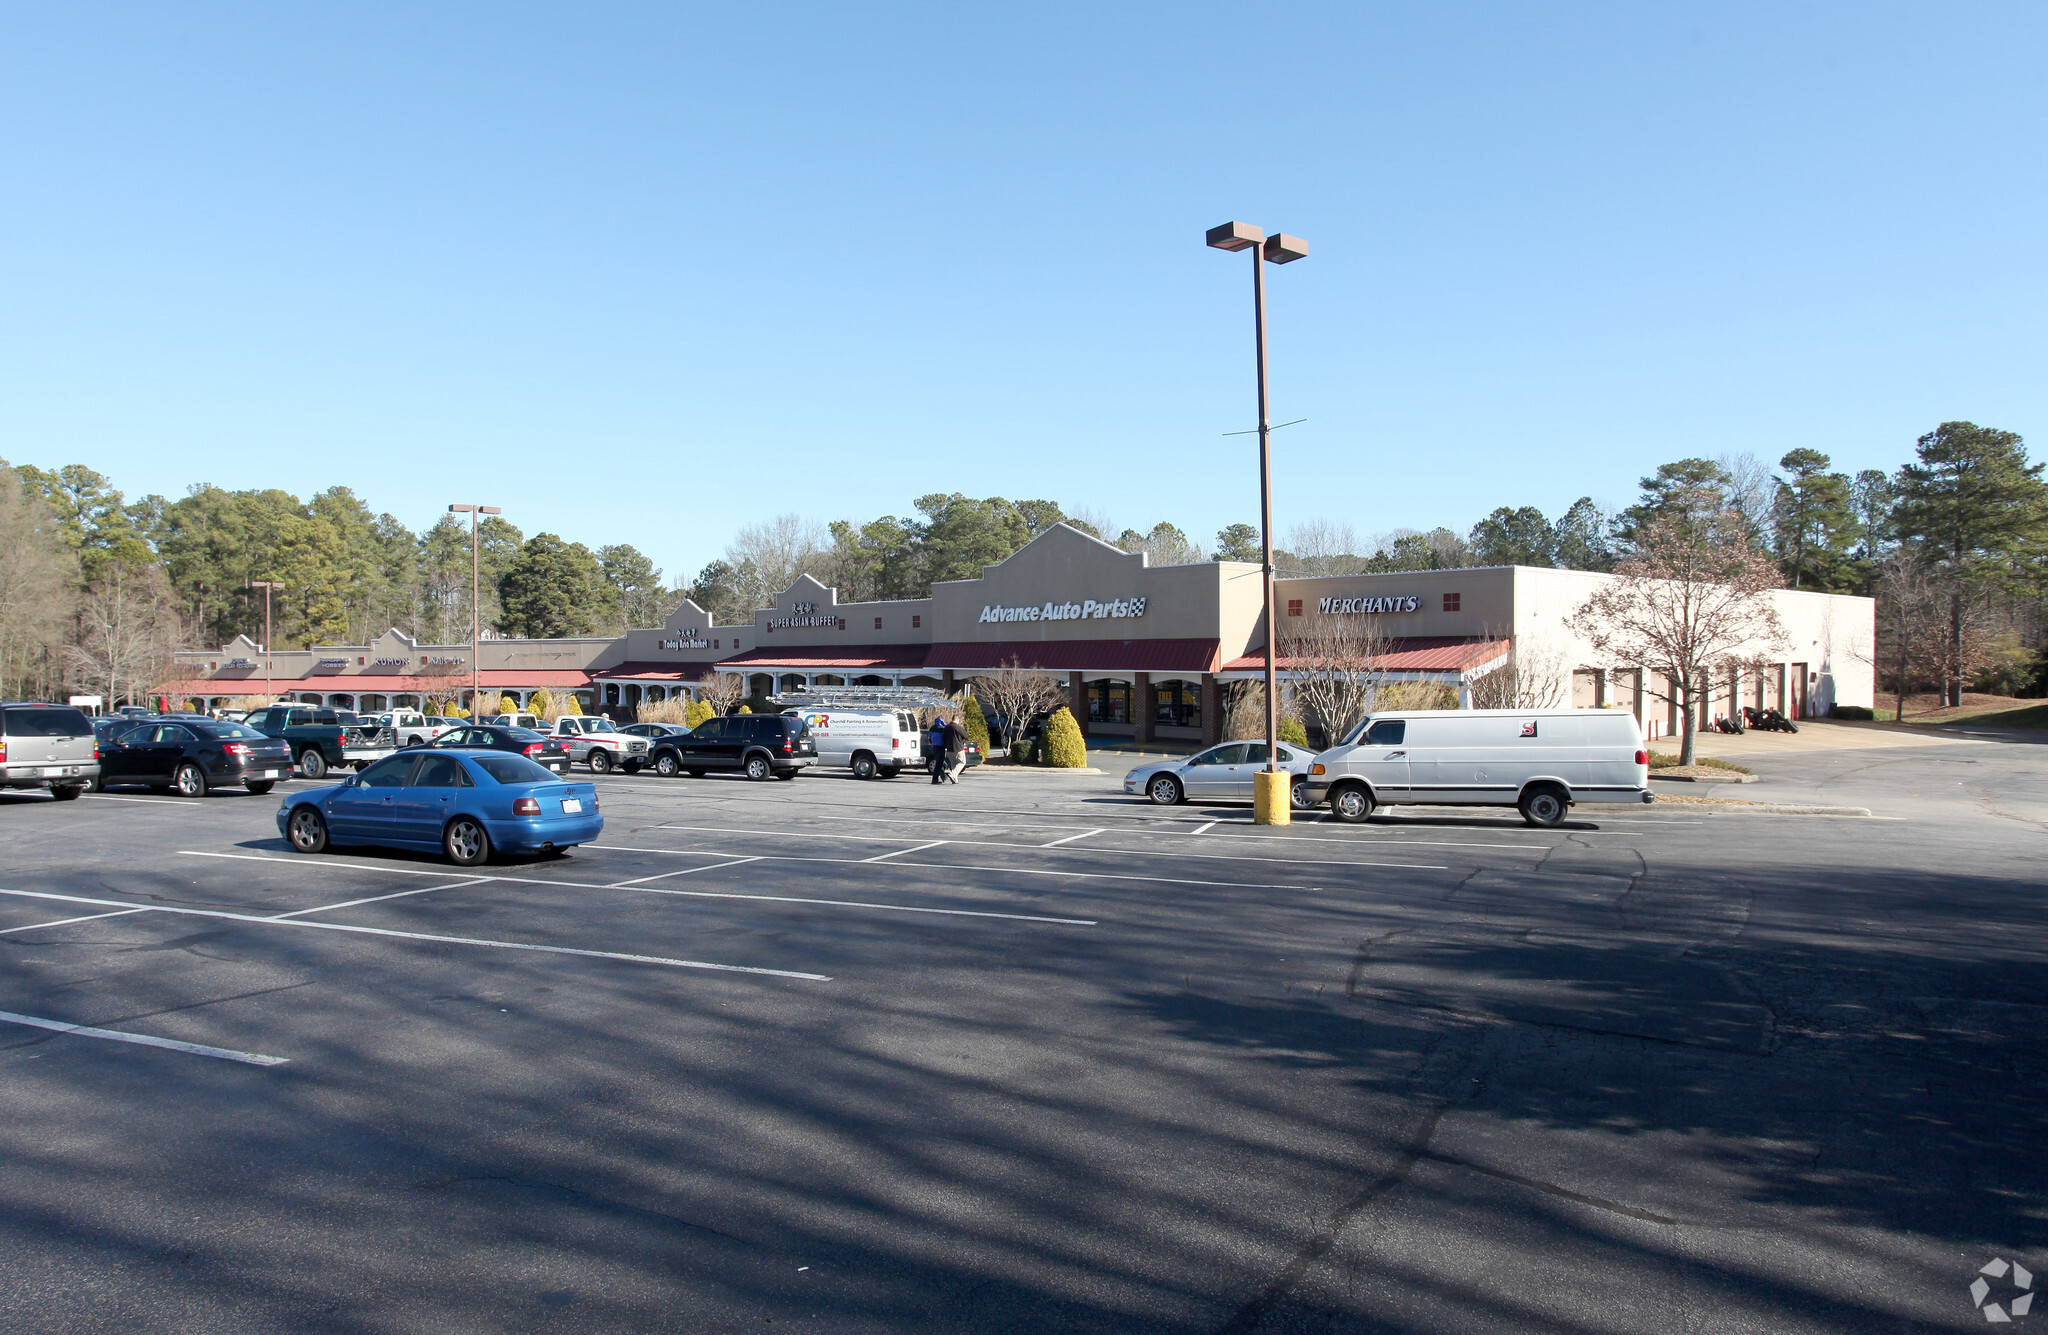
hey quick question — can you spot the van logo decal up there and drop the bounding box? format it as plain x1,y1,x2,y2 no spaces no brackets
1520,720,1538,737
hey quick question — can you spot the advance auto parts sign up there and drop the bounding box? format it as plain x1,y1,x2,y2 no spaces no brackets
979,596,1147,624
1320,595,1419,614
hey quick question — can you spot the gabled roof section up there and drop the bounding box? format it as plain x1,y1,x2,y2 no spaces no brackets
957,522,1147,583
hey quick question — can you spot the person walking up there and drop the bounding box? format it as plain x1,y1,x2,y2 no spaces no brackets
927,717,950,785
941,716,968,784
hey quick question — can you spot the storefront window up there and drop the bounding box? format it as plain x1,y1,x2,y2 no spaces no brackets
1086,679,1131,724
1155,680,1201,729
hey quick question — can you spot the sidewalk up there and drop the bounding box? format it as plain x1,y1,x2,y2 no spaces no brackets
1668,719,1978,760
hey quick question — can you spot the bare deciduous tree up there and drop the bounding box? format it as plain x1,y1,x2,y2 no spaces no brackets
1871,546,1995,720
724,514,830,608
1276,611,1395,746
66,565,191,708
0,470,79,699
1466,634,1571,710
969,659,1068,748
1286,519,1366,576
1565,517,1788,764
697,672,746,714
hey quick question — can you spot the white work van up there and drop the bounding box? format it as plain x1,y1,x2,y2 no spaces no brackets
1303,708,1650,827
787,707,923,779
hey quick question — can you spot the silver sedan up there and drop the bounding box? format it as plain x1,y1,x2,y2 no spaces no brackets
1123,741,1322,808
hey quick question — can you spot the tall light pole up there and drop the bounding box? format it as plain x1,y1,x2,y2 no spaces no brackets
448,504,501,717
1207,221,1308,826
250,580,283,703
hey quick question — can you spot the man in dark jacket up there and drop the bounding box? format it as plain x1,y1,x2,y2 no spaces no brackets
928,718,950,784
940,717,969,784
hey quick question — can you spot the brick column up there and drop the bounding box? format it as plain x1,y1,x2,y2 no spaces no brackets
1069,671,1088,737
1135,672,1155,744
1199,674,1223,746
942,669,956,696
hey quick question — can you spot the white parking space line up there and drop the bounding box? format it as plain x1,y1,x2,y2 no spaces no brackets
609,857,764,887
180,850,601,891
0,887,830,982
268,878,491,920
83,794,192,806
1191,822,1217,835
1041,829,1105,848
0,908,150,935
0,1008,288,1066
583,843,1404,893
615,883,1095,926
633,834,1447,875
862,841,948,864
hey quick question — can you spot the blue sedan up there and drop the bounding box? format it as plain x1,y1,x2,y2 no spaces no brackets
276,749,602,866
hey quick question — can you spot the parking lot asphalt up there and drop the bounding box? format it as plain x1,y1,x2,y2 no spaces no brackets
0,742,2043,1334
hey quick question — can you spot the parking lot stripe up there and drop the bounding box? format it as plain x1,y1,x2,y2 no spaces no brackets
1041,829,1105,847
83,794,192,806
588,844,1406,891
0,1008,289,1066
268,878,492,920
609,857,765,886
0,887,831,982
1191,822,1217,835
634,835,1448,875
862,841,948,863
0,908,150,935
613,884,1096,925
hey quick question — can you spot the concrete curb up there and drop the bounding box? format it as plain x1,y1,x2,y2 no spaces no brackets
974,766,1107,776
1651,772,1759,784
1657,800,1873,816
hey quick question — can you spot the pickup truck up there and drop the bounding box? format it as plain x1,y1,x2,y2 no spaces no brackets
371,709,457,748
242,704,396,779
541,715,650,774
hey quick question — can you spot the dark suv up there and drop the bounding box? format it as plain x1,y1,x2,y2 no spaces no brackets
652,714,816,780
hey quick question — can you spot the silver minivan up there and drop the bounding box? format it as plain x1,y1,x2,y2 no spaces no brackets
2,703,101,801
1304,708,1651,827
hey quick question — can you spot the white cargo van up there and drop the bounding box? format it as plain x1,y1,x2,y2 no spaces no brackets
1304,708,1650,827
788,707,924,779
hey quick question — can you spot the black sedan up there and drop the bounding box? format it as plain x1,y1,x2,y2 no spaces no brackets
99,720,295,796
429,724,571,775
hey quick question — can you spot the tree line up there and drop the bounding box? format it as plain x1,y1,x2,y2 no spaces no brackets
2,418,2041,707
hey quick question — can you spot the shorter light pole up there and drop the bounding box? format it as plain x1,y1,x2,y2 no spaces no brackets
448,505,501,716
250,581,283,702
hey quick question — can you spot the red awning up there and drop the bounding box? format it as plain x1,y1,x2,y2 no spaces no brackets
167,669,594,695
591,661,717,683
925,639,1221,674
1222,637,1510,674
718,644,932,670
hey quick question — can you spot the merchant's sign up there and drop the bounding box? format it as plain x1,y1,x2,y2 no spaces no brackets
979,596,1148,624
1319,595,1420,614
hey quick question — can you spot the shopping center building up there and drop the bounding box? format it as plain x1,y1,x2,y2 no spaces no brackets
172,524,1875,744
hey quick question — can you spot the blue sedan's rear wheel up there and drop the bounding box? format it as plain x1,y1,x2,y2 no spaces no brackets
444,816,491,866
288,807,328,853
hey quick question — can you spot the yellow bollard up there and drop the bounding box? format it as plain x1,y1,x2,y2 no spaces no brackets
1252,769,1292,826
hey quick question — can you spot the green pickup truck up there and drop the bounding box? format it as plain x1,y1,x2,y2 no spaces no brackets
243,704,397,779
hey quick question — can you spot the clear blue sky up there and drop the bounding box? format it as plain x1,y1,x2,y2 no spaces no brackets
2,3,2040,585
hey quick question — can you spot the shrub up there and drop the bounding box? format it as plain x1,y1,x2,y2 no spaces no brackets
962,695,991,750
737,704,752,714
496,694,520,716
1280,717,1309,746
1011,738,1035,765
527,687,554,719
742,693,775,715
1041,706,1087,768
684,697,716,728
636,696,695,725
